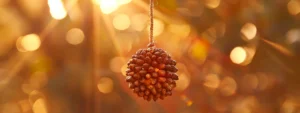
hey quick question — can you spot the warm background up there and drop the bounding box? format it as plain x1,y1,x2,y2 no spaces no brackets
1,0,300,113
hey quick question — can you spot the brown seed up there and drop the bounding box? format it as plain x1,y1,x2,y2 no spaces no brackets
154,52,160,55
166,71,172,77
129,64,135,69
158,64,165,69
167,78,173,83
166,91,172,96
157,88,162,92
155,68,159,72
163,82,169,88
140,78,145,83
145,90,150,95
158,70,166,76
153,97,158,101
172,74,179,80
140,85,146,91
134,87,140,92
151,55,157,59
160,96,164,100
165,65,171,70
145,74,151,79
126,76,133,82
136,59,144,65
143,95,148,100
145,57,151,63
161,53,167,58
148,67,154,73
166,85,172,91
151,79,157,85
151,88,157,95
147,85,154,90
158,77,166,82
152,72,158,78
147,95,152,101
162,89,166,95
152,61,158,66
129,83,134,89
146,52,152,56
156,93,161,98
144,79,151,85
134,81,140,86
139,70,147,75
157,57,163,62
135,67,142,71
127,72,134,76
133,74,140,79
138,92,144,97
126,69,131,73
143,63,150,69
156,83,162,89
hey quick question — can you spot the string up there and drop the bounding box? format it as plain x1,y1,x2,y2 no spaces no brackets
148,0,155,47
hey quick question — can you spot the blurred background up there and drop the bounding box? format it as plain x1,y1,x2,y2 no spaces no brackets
1,0,300,113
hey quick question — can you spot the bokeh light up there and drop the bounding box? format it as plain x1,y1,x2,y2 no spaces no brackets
181,95,193,106
241,23,257,41
66,28,85,45
29,90,46,105
48,0,67,20
109,57,125,73
188,40,208,64
287,0,300,15
33,99,48,113
175,73,191,91
131,13,148,31
147,18,165,37
97,77,114,94
168,24,191,38
286,29,300,44
219,77,237,96
203,74,220,90
29,71,48,90
204,0,221,9
230,46,247,65
113,14,131,30
241,74,259,92
118,0,132,5
18,34,41,52
281,99,296,113
98,0,118,14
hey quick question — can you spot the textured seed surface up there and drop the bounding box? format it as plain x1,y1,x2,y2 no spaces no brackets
126,47,178,101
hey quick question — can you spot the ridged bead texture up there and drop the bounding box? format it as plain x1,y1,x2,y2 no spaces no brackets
126,47,178,101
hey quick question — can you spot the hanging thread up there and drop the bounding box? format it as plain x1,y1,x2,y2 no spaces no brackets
148,0,155,47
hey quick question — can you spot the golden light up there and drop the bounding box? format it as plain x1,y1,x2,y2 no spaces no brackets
109,57,125,73
147,18,165,37
29,90,45,105
121,64,127,76
18,34,41,52
97,77,114,94
287,0,300,15
18,0,45,18
281,99,296,113
286,29,300,44
33,99,48,113
131,13,148,31
219,77,237,96
113,14,131,30
66,28,85,45
118,0,132,5
181,95,193,106
168,24,191,38
189,40,208,64
241,23,257,41
0,0,10,5
257,73,269,91
99,0,118,14
205,0,221,9
175,73,191,91
203,74,220,90
230,46,247,64
48,0,67,20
